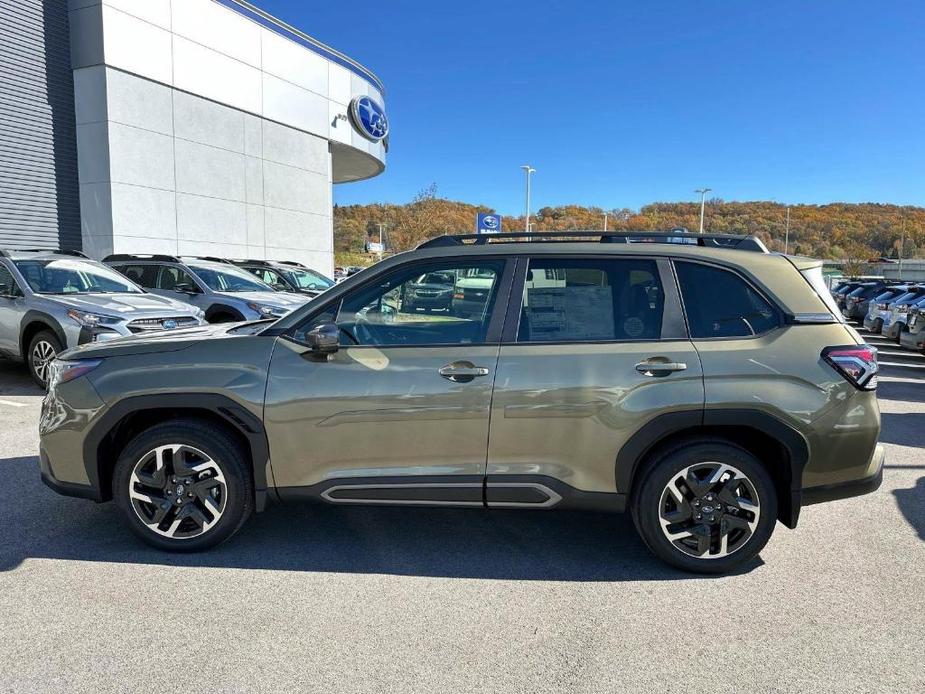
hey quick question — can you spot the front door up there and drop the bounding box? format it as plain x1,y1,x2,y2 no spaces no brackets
486,255,704,506
265,257,513,505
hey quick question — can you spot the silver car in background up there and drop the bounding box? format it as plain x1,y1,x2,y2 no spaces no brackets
104,255,311,323
0,249,205,386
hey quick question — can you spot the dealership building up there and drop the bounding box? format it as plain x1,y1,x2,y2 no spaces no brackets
0,0,388,275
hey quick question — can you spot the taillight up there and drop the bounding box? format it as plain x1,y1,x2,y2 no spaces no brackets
822,345,878,390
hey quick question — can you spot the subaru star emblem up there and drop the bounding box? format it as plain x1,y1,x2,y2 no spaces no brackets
162,319,178,330
349,95,389,142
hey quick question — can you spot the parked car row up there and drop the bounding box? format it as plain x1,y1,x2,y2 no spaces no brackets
0,249,333,387
831,278,925,351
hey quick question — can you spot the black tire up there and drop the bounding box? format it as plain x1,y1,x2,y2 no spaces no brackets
112,419,253,551
27,329,62,389
631,439,778,574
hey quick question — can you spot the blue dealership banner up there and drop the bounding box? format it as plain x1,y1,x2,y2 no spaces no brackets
476,213,502,234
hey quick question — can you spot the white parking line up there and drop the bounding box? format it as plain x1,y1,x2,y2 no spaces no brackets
0,398,28,408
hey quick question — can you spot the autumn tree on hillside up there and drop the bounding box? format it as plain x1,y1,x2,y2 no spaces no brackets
334,196,925,264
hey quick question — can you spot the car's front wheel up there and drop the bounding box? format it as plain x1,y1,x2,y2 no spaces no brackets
112,420,253,551
27,329,62,389
632,440,777,574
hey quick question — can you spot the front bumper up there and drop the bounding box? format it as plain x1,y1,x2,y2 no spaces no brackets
863,315,882,332
802,444,885,506
40,447,100,500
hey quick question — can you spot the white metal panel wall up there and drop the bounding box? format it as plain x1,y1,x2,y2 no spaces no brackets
0,0,81,250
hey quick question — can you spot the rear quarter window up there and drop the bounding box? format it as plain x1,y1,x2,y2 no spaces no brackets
676,262,780,339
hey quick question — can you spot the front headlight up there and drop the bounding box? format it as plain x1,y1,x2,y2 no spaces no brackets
66,309,120,327
48,358,102,389
246,302,286,318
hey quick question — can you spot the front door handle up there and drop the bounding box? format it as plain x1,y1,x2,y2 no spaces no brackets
439,361,490,383
635,360,688,376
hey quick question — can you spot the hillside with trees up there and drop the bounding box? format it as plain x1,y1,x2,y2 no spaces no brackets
334,186,925,265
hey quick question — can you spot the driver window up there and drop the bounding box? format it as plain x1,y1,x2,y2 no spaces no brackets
157,266,199,293
334,260,505,346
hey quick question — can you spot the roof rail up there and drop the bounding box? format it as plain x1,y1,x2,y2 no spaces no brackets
3,248,89,258
103,254,181,263
229,258,307,268
184,256,232,264
417,231,769,253
229,259,272,266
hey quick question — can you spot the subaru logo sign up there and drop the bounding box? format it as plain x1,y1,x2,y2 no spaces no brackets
477,212,502,234
162,319,178,330
349,95,389,142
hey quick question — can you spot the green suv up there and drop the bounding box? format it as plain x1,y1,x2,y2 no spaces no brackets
39,232,884,573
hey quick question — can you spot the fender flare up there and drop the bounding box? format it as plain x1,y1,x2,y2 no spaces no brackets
615,408,810,525
20,310,68,356
83,393,271,509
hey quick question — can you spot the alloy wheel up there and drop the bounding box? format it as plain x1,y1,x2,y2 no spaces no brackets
31,340,57,385
129,444,227,539
658,462,761,559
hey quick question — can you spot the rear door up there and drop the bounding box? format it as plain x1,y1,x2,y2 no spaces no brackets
486,255,704,506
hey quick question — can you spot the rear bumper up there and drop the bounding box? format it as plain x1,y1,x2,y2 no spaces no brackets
802,444,885,506
883,322,904,339
899,330,925,350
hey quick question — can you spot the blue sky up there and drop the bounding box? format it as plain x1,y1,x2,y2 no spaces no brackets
256,0,925,215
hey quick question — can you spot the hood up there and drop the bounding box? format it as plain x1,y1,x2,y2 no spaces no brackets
44,292,199,317
212,290,310,309
59,321,256,361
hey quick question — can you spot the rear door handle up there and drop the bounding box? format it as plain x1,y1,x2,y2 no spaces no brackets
635,360,687,376
439,361,490,383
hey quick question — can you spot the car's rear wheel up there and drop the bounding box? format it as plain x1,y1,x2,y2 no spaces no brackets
112,420,253,551
27,329,62,389
632,440,777,574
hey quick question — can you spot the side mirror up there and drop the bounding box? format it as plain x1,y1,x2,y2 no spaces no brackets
174,283,197,294
306,323,340,355
0,283,10,296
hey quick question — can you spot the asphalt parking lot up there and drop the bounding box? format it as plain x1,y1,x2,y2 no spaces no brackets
0,336,923,693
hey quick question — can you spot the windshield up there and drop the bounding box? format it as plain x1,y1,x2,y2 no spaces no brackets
284,267,334,291
14,259,143,294
189,264,275,293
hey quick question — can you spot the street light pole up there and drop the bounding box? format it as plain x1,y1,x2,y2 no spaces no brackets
785,206,791,255
694,188,712,234
899,211,906,278
377,222,385,262
521,165,536,232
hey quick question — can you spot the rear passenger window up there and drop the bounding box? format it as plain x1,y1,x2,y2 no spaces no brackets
518,258,663,342
676,262,779,338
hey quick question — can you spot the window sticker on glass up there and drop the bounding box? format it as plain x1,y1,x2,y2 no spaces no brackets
526,286,615,341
